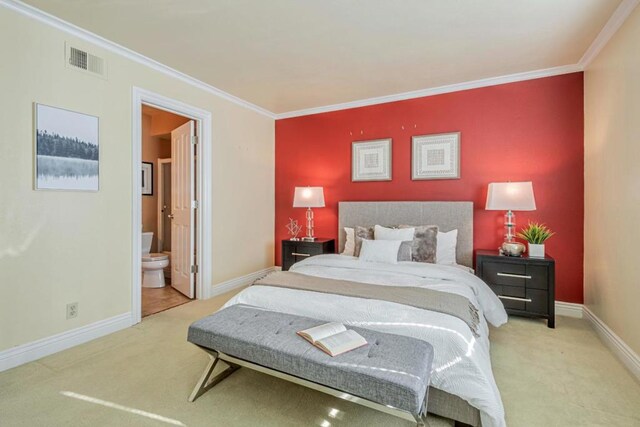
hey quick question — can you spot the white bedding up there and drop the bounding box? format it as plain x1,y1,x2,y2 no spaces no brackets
223,254,507,427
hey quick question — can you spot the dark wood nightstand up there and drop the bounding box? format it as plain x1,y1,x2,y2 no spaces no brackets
282,238,335,271
476,249,556,328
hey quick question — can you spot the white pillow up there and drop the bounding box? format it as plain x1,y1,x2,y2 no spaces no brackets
342,227,355,256
436,229,458,265
374,224,415,241
358,239,402,264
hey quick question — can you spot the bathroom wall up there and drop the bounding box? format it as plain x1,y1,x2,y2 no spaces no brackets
141,112,172,253
0,6,275,355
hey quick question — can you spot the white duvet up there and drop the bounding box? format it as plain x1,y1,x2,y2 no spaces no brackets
224,254,507,427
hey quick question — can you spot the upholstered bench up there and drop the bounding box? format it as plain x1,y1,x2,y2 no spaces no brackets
187,304,434,426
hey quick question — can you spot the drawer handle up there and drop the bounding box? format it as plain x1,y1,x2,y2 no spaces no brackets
497,272,532,279
291,252,311,257
498,295,532,303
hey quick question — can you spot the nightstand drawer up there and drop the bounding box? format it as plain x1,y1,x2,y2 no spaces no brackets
291,243,323,257
525,289,549,314
526,265,549,290
482,262,528,287
490,285,527,310
281,239,335,271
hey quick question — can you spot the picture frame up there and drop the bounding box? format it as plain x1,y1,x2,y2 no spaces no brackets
411,132,460,180
142,162,153,196
34,103,99,191
351,138,392,182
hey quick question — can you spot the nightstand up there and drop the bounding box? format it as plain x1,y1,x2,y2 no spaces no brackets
282,238,335,271
476,249,556,328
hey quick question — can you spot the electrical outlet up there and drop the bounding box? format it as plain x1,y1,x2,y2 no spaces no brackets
66,302,78,319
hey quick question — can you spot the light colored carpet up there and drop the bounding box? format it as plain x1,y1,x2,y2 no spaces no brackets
1,289,639,427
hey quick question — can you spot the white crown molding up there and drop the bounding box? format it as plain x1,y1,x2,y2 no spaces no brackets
0,0,275,119
578,0,640,69
583,306,640,382
0,312,131,373
275,64,582,119
210,267,275,298
555,301,584,319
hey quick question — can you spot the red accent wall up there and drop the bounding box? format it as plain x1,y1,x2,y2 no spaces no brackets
275,73,584,303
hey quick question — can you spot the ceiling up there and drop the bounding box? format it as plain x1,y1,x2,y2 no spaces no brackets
24,0,623,114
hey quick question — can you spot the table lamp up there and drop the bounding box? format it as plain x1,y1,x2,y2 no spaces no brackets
293,186,325,241
485,181,536,256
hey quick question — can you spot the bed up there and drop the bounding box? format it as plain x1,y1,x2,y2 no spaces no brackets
224,201,507,427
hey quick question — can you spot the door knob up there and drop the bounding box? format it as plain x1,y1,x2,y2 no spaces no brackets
167,214,174,219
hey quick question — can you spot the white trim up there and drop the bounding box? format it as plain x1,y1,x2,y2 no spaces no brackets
555,301,584,319
583,306,640,381
210,267,276,298
156,158,172,253
275,64,581,119
0,313,131,373
132,87,213,325
0,0,274,119
578,0,640,69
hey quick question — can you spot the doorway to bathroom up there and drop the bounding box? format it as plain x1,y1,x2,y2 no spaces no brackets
140,105,194,317
132,88,213,324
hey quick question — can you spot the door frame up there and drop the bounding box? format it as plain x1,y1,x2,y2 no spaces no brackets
131,87,213,325
156,158,171,253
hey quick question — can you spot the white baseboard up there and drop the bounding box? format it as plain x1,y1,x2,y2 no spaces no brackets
583,306,640,382
210,267,276,297
555,301,584,318
0,312,131,373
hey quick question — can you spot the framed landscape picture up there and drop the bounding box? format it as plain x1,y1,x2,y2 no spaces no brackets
34,103,99,191
411,132,460,180
351,138,392,182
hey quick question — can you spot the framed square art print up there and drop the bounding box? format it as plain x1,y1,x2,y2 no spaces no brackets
352,138,392,182
411,132,460,180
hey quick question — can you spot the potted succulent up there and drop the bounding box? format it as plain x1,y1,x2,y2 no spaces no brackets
517,222,555,258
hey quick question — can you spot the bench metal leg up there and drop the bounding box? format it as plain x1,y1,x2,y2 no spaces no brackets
188,350,240,402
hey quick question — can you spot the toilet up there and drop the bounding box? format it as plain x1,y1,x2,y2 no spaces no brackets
141,232,170,288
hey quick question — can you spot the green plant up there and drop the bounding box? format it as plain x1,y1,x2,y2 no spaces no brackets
517,222,555,244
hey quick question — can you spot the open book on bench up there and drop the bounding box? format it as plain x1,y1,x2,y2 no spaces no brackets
297,322,368,357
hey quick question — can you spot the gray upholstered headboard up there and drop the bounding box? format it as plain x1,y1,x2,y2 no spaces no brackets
338,201,474,267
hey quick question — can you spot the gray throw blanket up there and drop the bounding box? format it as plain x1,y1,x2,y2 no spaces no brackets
254,271,480,338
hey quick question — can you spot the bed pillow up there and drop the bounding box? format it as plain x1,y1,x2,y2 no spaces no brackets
399,225,439,263
342,227,356,256
358,239,402,264
397,241,413,262
436,229,458,265
374,224,414,261
353,226,374,257
374,224,416,241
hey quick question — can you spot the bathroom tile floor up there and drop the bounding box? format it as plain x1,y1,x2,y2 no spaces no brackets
141,285,191,317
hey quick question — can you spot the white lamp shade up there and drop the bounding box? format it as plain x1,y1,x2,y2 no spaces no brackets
293,187,325,208
485,182,536,211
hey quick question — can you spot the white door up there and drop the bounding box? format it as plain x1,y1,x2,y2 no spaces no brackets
171,120,195,298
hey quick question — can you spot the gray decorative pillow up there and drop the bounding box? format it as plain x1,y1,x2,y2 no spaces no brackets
354,226,374,257
399,225,439,263
397,241,413,262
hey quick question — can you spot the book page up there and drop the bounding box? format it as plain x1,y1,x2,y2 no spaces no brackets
298,322,346,343
316,329,368,357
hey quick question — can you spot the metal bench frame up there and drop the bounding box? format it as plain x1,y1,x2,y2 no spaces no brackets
189,345,430,427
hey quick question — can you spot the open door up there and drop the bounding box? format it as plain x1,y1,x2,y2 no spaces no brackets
171,120,195,298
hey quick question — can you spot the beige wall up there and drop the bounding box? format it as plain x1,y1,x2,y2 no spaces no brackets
141,113,172,253
584,6,640,354
0,8,274,352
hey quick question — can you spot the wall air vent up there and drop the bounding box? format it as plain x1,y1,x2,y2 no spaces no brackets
65,42,107,79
